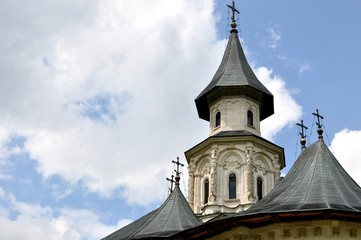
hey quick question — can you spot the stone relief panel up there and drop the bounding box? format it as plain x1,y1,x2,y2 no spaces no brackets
253,156,271,175
223,154,242,170
201,161,211,176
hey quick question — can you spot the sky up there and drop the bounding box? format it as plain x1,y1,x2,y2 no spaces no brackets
0,0,361,239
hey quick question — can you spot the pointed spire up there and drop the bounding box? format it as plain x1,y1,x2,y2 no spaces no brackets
312,109,324,139
296,120,308,150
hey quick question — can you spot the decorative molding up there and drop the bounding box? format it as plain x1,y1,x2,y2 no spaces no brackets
350,229,357,237
283,229,290,238
333,227,340,236
314,227,322,236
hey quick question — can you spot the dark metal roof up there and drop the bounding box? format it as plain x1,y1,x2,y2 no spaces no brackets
195,29,274,121
102,184,201,240
242,138,361,215
175,138,361,239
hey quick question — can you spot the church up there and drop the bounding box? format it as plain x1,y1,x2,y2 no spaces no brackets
102,1,361,239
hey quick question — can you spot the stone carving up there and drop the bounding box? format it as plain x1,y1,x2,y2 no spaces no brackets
210,159,217,202
246,145,255,201
223,156,242,170
188,161,196,205
253,163,267,175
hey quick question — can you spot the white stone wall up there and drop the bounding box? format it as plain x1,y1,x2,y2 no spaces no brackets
188,140,281,216
209,97,261,136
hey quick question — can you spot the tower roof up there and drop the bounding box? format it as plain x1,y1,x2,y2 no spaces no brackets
244,138,361,215
195,28,274,121
102,184,201,240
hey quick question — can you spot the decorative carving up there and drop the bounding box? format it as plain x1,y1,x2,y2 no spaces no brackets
273,154,281,185
188,161,196,204
210,149,218,158
333,227,340,236
210,159,217,203
314,227,322,236
223,157,241,170
350,229,357,237
253,235,261,240
298,228,306,237
283,229,290,238
253,163,267,175
246,145,255,201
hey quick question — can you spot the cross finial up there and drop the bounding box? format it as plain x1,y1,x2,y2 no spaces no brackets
227,0,240,31
172,157,184,184
166,175,175,193
296,120,308,150
312,109,324,139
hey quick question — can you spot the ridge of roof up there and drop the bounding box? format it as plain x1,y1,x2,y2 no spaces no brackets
195,31,274,121
102,185,201,240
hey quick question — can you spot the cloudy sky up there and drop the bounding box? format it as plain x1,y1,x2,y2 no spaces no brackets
1,0,361,239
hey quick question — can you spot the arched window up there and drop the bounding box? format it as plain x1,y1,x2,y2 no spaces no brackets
247,110,254,126
204,179,209,204
215,112,221,128
257,177,263,201
229,173,236,199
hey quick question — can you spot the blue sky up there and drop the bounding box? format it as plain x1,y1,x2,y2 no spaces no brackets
1,0,361,239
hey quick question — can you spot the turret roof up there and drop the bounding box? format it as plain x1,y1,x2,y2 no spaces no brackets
195,28,274,121
243,138,361,215
102,184,201,240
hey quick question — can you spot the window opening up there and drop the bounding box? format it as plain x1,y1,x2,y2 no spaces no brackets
204,179,209,204
215,112,221,128
229,173,236,199
257,177,263,201
247,110,254,126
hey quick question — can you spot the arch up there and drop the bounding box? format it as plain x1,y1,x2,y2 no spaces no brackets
215,111,221,128
228,173,237,199
247,110,254,126
204,178,209,204
257,177,263,201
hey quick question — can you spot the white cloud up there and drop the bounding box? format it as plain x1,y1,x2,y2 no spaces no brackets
0,192,129,240
267,27,281,49
0,0,303,208
330,129,361,185
256,67,302,140
299,62,313,74
0,0,307,238
0,0,218,206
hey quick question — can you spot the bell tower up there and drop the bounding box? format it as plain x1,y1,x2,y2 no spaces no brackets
186,1,285,221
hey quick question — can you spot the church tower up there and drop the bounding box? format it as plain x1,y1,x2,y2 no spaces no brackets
185,1,285,221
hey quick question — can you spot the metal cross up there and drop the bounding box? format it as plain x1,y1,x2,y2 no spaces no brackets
296,120,308,139
227,0,240,23
172,157,184,180
166,175,175,193
312,109,324,129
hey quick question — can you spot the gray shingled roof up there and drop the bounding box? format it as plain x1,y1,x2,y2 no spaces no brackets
195,29,274,121
243,137,361,215
101,184,201,240
175,137,361,239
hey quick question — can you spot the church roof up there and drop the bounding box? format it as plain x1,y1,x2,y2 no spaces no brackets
176,136,361,239
243,137,361,215
102,184,201,240
195,28,274,121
